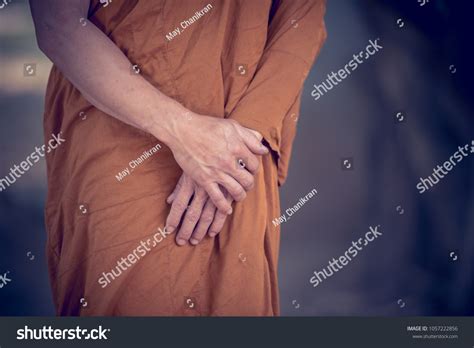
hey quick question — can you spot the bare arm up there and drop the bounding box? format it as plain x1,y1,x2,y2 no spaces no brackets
30,0,180,140
30,0,268,213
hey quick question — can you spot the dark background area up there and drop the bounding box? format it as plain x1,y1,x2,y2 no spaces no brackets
1,0,473,316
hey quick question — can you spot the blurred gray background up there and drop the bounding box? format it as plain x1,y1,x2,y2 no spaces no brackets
1,0,473,316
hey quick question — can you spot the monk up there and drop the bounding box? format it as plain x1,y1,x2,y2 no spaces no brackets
30,0,326,316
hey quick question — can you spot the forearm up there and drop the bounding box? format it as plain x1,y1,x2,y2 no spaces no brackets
30,0,267,213
32,5,185,145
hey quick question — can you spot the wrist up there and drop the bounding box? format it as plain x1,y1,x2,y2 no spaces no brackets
145,99,192,148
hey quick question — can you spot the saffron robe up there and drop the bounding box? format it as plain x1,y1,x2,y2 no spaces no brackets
43,0,326,316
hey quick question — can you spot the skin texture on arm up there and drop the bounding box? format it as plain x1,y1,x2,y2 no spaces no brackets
29,0,268,214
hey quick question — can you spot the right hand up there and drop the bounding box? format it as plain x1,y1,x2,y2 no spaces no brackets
164,113,268,214
165,172,233,245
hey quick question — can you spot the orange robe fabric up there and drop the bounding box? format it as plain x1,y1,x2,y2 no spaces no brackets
43,0,326,316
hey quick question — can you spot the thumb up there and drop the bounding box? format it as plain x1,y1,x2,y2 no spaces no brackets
241,128,268,155
245,128,263,141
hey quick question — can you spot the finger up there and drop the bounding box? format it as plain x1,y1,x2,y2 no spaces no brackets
190,199,216,245
167,174,184,204
209,193,232,237
165,182,194,234
240,128,268,155
205,183,232,214
245,127,263,141
219,175,246,202
167,190,177,204
208,211,227,237
236,149,259,175
230,165,255,191
176,189,207,246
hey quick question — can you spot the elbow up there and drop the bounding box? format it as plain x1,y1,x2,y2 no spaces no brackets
35,26,59,58
33,17,71,59
35,34,49,56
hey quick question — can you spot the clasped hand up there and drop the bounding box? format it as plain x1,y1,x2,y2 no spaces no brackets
164,113,267,246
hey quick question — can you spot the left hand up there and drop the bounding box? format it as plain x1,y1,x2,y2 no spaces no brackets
165,173,233,246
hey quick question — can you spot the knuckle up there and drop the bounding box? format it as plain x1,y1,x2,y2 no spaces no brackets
215,195,227,206
243,176,254,191
234,189,246,202
174,201,188,211
186,209,200,221
166,214,178,226
228,143,240,155
201,213,214,224
195,173,208,186
196,188,207,198
224,159,235,171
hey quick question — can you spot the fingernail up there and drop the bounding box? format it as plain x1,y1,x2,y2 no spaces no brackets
209,232,217,237
227,208,233,215
176,238,186,246
190,238,199,245
167,226,175,233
